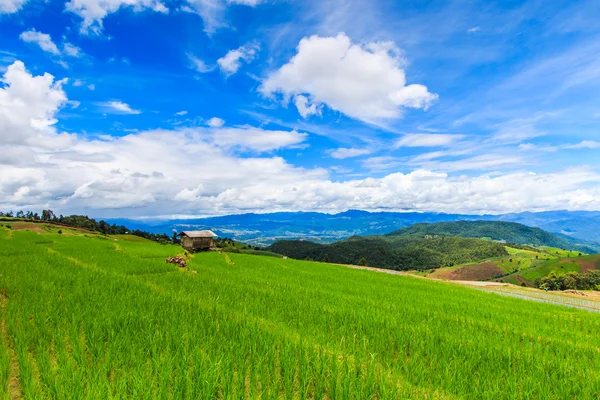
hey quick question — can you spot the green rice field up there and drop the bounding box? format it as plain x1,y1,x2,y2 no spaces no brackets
1,225,600,398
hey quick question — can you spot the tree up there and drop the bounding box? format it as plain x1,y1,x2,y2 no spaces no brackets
322,254,330,263
16,210,24,218
358,257,368,266
41,209,55,222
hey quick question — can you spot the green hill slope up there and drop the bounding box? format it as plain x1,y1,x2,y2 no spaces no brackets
268,235,508,270
2,224,600,398
388,220,599,253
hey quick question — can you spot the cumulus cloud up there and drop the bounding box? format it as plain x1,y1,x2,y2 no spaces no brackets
294,95,321,118
97,101,141,114
19,30,60,55
217,42,259,76
3,61,600,218
65,0,168,34
0,0,28,13
207,117,224,127
330,147,370,159
395,133,464,148
260,33,438,123
0,61,70,147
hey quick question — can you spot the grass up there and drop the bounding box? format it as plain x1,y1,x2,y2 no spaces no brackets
2,226,600,398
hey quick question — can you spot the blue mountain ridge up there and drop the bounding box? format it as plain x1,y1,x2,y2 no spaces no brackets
104,210,600,247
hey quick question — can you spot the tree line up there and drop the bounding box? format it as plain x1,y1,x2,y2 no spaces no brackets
535,270,600,291
0,209,173,243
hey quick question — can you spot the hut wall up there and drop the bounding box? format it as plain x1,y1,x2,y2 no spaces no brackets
181,236,194,250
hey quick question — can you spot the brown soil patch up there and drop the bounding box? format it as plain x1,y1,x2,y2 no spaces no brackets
9,222,44,233
577,255,600,273
444,261,505,281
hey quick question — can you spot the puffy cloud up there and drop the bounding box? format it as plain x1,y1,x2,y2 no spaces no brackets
330,147,370,159
97,101,141,114
207,117,224,127
260,33,438,123
0,0,27,13
65,0,168,34
294,95,321,118
467,26,481,33
395,133,464,148
0,61,70,147
217,42,259,76
2,62,600,218
19,30,60,55
175,110,188,116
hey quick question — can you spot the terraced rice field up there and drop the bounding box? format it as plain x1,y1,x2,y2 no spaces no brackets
2,225,600,398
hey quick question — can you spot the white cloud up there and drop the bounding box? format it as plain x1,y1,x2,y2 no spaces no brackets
0,61,70,148
207,117,224,127
294,95,321,118
211,125,307,152
3,62,600,218
72,79,85,87
88,84,95,90
467,26,481,33
0,0,27,13
175,110,188,116
565,140,600,149
183,0,264,35
97,101,141,114
65,0,168,34
217,42,259,76
187,54,214,73
491,123,545,144
19,30,60,55
63,42,83,57
228,0,263,4
519,140,600,152
260,33,438,123
395,133,464,148
330,147,370,159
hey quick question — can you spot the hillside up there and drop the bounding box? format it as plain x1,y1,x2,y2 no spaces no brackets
388,220,599,253
2,222,600,398
267,235,508,270
416,245,596,283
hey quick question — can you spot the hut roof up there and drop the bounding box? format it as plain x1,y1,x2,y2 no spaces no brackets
180,230,217,238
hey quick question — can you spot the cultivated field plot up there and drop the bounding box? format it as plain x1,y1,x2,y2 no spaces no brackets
1,226,600,398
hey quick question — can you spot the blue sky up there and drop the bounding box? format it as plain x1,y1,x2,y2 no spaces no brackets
1,0,600,218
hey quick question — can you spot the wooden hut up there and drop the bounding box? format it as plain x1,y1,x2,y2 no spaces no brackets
180,230,217,251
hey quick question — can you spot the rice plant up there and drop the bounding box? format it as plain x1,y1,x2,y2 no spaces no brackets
1,226,600,399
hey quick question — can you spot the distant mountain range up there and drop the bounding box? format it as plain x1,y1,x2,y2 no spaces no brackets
104,209,600,247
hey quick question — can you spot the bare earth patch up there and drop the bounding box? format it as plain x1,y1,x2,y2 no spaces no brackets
442,261,505,281
9,222,44,233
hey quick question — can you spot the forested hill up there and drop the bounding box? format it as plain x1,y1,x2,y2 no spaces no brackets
388,221,599,253
267,236,508,271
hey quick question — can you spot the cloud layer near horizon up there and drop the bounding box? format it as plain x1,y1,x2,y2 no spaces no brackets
1,60,600,218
